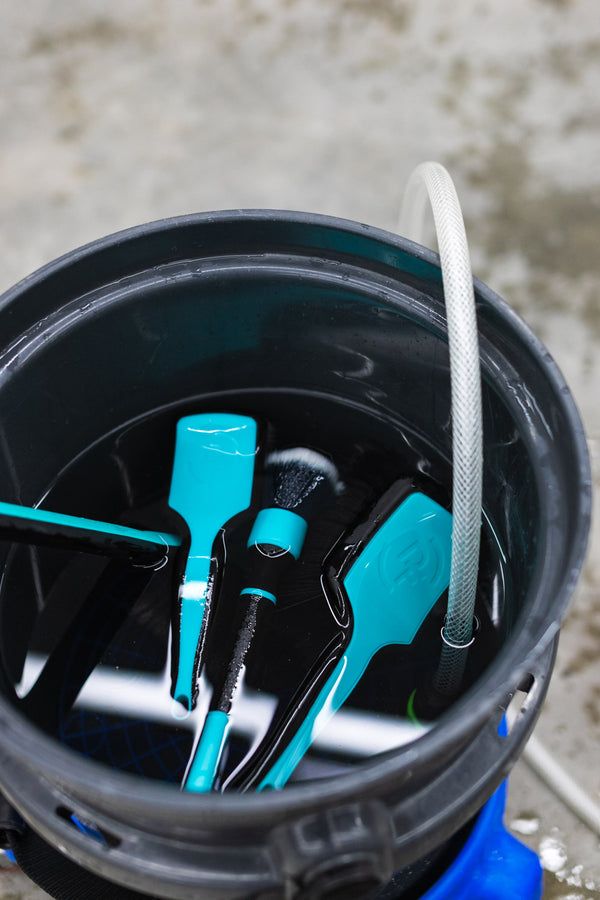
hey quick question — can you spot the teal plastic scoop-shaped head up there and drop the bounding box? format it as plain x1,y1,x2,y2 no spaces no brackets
169,412,258,710
259,491,452,789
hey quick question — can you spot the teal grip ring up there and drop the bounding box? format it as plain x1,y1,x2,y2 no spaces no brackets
247,507,308,559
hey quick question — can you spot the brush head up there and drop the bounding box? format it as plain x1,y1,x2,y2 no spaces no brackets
264,447,342,522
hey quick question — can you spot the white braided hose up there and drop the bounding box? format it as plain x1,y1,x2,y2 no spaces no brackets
400,164,600,841
400,162,483,696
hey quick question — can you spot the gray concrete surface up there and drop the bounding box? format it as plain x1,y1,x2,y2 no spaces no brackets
0,1,598,897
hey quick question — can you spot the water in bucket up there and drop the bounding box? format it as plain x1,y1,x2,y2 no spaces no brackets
6,391,508,790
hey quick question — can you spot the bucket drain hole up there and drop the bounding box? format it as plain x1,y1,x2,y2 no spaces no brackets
55,806,120,848
501,676,536,736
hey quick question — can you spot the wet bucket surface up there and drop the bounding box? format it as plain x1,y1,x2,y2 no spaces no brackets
0,211,591,899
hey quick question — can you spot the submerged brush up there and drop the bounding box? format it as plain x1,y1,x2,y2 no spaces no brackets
183,446,341,793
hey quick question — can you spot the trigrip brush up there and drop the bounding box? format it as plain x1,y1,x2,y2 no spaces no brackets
168,412,258,712
231,480,453,791
183,447,341,792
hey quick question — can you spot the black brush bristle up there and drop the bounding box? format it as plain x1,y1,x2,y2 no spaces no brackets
264,448,341,520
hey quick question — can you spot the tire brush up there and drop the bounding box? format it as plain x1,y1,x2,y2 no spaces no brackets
183,446,341,792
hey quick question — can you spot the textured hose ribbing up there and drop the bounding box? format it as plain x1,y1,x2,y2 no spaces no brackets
400,162,483,696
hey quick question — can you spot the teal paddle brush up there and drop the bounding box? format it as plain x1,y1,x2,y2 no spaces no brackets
231,480,453,791
168,412,258,712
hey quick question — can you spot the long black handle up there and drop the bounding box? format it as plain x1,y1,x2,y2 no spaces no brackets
209,541,293,715
210,591,271,715
0,500,181,564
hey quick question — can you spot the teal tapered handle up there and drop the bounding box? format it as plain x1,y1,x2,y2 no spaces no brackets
184,710,230,792
169,413,258,710
258,648,367,790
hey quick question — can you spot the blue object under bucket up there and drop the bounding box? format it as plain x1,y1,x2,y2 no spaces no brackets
417,784,542,900
378,724,542,899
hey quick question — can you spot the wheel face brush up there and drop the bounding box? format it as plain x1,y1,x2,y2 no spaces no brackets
183,446,341,793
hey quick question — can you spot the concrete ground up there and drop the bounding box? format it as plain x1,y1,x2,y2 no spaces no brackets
0,1,598,897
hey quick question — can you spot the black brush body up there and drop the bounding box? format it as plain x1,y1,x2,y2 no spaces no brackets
223,464,388,791
19,560,156,735
182,447,341,793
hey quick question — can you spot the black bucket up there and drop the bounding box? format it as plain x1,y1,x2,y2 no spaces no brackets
0,211,591,899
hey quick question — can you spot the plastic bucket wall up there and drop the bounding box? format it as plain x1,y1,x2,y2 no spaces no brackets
0,211,591,899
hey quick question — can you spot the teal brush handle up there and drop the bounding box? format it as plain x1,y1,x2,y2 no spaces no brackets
183,589,272,793
169,413,258,710
258,492,453,790
258,640,370,790
185,710,230,792
0,499,181,562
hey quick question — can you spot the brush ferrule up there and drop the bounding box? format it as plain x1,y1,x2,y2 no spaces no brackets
247,507,307,559
240,587,277,604
243,544,294,598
